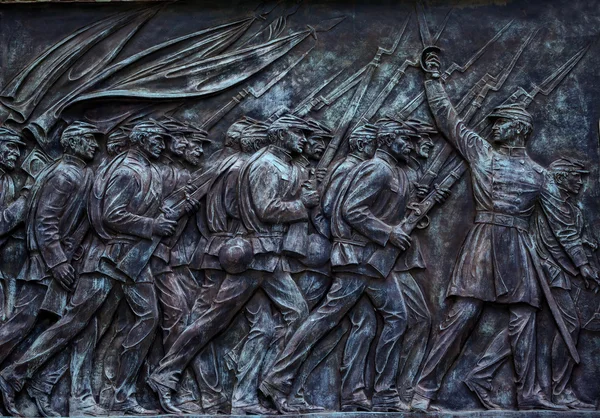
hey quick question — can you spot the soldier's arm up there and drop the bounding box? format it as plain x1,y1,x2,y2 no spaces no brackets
103,168,155,239
424,78,490,163
0,194,27,236
250,161,308,224
540,177,589,269
35,171,72,269
341,162,393,246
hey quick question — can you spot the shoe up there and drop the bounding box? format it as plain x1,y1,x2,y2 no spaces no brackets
69,396,109,417
147,379,182,415
231,403,278,415
341,399,372,412
464,376,501,409
176,399,204,414
258,381,299,414
372,400,410,412
287,394,325,413
112,398,160,416
554,389,596,410
410,392,441,412
27,387,60,417
0,375,20,416
519,393,569,411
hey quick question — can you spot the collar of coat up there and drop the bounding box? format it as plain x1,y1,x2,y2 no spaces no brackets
375,148,398,165
63,154,87,168
497,145,527,157
267,144,293,163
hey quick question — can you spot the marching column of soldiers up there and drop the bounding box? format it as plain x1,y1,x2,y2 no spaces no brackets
0,46,597,416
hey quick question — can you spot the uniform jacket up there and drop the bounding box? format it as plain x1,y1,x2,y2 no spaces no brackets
426,79,587,307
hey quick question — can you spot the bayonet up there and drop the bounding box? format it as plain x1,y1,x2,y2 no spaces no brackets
474,42,591,133
292,69,344,117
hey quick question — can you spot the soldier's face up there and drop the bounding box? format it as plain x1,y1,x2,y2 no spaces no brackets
390,134,413,162
168,133,189,157
142,134,166,159
563,172,584,195
491,118,517,143
361,138,377,158
74,134,99,161
184,141,204,166
281,128,306,155
0,142,20,170
304,135,326,160
417,134,434,158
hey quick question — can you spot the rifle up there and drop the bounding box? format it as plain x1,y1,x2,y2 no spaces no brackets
367,160,467,278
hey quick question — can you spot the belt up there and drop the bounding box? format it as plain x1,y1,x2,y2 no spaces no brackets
475,211,529,231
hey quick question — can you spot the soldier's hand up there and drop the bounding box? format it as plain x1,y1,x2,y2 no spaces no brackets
315,168,328,183
415,183,430,199
301,188,320,208
434,185,451,204
183,193,201,214
580,263,599,290
51,262,75,292
153,214,177,237
584,237,599,251
390,225,412,251
423,51,441,78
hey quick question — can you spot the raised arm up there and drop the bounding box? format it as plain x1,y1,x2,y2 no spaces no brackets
423,51,491,163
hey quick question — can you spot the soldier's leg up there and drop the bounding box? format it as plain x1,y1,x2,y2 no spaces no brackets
550,289,581,400
464,327,510,409
261,273,364,398
150,271,260,391
70,284,123,413
112,282,160,406
340,296,376,409
289,319,349,406
0,282,47,363
414,297,484,402
0,274,113,392
364,274,407,410
155,270,189,349
394,271,432,402
231,291,277,410
295,271,330,310
189,269,229,412
508,304,537,402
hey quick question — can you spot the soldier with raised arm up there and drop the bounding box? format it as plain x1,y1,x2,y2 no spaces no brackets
0,121,179,416
410,50,597,412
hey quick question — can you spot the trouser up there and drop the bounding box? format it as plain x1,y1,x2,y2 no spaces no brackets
550,288,580,397
1,273,159,405
263,271,407,404
155,265,203,406
286,272,377,405
231,291,278,407
150,265,308,391
415,297,537,401
0,282,69,397
394,271,432,401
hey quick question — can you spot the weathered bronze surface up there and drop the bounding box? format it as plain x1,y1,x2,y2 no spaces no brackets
0,0,600,415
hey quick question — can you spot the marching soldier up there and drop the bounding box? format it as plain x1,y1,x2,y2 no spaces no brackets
0,121,178,416
287,123,379,412
410,50,597,412
0,128,28,322
147,114,313,414
260,118,421,412
0,122,100,416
